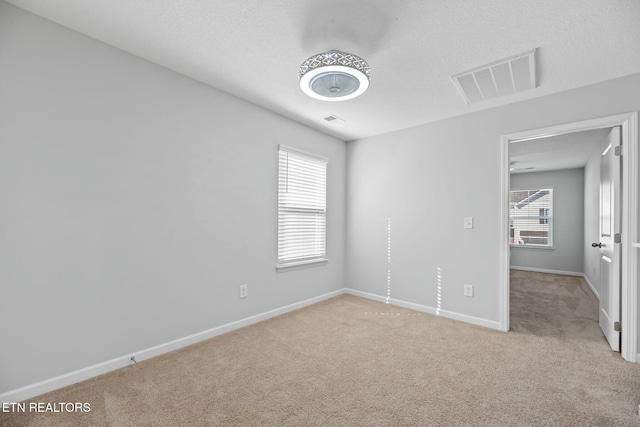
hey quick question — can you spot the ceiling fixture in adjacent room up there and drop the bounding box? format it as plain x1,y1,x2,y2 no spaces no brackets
510,160,535,172
299,50,370,101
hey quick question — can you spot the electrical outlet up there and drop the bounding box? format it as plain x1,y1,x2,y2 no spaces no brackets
239,284,248,299
464,284,474,297
464,217,474,229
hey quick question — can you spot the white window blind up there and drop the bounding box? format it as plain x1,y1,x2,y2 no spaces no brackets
277,145,327,268
509,188,553,247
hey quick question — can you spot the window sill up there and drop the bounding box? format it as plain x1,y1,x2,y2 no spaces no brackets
510,245,555,251
276,258,328,273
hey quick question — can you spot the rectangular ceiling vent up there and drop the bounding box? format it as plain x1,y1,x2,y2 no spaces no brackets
323,114,346,124
451,48,537,104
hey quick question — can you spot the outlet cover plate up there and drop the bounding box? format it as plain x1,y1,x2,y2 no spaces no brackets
464,284,474,297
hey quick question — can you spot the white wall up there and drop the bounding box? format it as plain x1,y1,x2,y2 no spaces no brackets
0,2,346,395
346,71,640,329
510,168,585,274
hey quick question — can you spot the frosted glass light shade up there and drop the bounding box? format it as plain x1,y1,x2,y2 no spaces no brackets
299,51,370,101
311,71,360,98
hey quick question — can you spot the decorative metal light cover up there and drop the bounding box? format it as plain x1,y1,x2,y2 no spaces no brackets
299,50,370,101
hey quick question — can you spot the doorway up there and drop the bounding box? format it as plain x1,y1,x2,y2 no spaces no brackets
499,112,639,363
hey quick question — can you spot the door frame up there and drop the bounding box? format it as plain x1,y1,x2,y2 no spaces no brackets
499,112,638,363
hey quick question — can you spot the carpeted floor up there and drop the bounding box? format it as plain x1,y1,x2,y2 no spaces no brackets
2,270,640,426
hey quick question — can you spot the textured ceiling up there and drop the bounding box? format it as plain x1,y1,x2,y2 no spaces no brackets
6,0,640,142
510,128,611,174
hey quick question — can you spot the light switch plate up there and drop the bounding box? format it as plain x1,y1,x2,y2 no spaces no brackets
464,217,474,229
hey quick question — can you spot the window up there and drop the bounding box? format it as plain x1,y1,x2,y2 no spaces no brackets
539,208,549,224
509,188,553,247
277,145,327,269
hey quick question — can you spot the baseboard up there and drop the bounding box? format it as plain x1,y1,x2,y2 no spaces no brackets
510,266,601,300
344,288,502,331
510,266,583,276
581,273,600,300
0,289,344,403
0,286,518,402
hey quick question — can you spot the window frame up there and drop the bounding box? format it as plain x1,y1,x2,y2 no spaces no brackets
276,145,328,272
509,187,554,249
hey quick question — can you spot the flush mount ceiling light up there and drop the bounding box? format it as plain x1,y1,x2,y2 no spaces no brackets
299,50,370,101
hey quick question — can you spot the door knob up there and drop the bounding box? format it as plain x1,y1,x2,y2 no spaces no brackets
591,242,603,248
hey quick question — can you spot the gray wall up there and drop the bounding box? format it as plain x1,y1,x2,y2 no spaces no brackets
0,2,346,394
3,0,640,396
346,72,640,328
510,168,585,274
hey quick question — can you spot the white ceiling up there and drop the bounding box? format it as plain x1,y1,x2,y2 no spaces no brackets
6,0,640,141
509,128,612,174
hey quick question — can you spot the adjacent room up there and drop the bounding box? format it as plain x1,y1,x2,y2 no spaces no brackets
1,1,640,426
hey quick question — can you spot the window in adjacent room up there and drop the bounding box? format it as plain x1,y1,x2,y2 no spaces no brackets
509,188,553,247
277,145,328,270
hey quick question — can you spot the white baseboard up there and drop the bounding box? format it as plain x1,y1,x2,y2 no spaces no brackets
510,266,583,276
344,288,502,331
0,286,524,403
0,289,344,403
510,266,601,300
581,273,600,300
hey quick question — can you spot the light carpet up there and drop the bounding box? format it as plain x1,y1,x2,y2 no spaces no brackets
2,270,640,426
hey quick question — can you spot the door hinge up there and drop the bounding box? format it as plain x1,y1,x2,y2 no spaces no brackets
615,233,622,244
614,321,621,332
615,145,623,156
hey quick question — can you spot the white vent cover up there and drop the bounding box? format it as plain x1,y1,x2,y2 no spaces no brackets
452,49,537,104
323,114,346,124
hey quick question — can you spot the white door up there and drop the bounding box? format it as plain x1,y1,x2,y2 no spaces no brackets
596,126,621,352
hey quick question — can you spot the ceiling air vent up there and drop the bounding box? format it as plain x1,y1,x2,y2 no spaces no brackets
323,114,346,124
452,49,537,104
